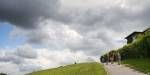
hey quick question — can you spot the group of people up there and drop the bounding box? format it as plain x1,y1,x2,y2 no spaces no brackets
100,52,121,65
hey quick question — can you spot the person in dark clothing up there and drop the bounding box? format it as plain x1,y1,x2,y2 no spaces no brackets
100,56,105,64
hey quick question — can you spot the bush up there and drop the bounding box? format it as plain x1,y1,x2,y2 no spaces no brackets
118,35,150,60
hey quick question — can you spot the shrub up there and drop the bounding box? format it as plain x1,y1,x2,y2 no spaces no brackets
118,35,150,59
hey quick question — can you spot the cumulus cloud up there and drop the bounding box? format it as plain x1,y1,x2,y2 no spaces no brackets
16,44,37,59
0,51,23,64
0,0,61,29
11,20,112,56
0,44,37,65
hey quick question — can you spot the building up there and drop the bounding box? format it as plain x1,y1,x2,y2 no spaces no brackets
125,27,150,44
143,27,150,34
125,32,144,44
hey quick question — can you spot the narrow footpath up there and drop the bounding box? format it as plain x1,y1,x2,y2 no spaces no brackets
104,63,146,75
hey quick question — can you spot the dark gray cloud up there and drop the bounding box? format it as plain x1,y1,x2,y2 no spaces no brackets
0,0,60,29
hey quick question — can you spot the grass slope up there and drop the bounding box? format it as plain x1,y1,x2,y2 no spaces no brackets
122,59,150,74
26,62,106,75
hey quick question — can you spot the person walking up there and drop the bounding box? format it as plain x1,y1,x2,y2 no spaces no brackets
117,52,121,65
109,52,114,64
100,56,105,65
106,54,109,65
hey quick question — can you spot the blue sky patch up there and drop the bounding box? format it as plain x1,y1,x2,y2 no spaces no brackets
0,23,25,49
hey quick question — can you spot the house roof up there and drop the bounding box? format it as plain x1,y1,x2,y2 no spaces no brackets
125,31,143,39
125,27,150,39
143,27,150,33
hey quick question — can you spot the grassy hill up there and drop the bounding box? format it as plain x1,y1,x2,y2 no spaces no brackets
26,62,106,75
122,59,150,74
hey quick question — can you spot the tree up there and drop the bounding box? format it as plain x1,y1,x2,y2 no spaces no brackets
0,73,7,75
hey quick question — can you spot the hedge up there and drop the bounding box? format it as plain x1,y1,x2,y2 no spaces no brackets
102,35,150,60
118,35,150,59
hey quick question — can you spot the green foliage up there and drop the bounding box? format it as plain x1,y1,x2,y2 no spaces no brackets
117,34,150,59
145,28,150,36
26,62,106,75
122,59,150,74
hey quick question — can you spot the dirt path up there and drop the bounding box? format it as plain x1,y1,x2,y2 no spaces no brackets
103,63,146,75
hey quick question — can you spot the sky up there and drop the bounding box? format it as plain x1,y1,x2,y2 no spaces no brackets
0,0,150,75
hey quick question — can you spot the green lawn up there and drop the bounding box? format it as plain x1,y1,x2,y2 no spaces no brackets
26,62,106,75
122,59,150,74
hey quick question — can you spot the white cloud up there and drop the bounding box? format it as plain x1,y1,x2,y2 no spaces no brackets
60,0,125,9
0,45,95,75
0,62,23,75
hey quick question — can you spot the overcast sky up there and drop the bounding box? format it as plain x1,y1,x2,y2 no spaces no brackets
0,0,150,75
